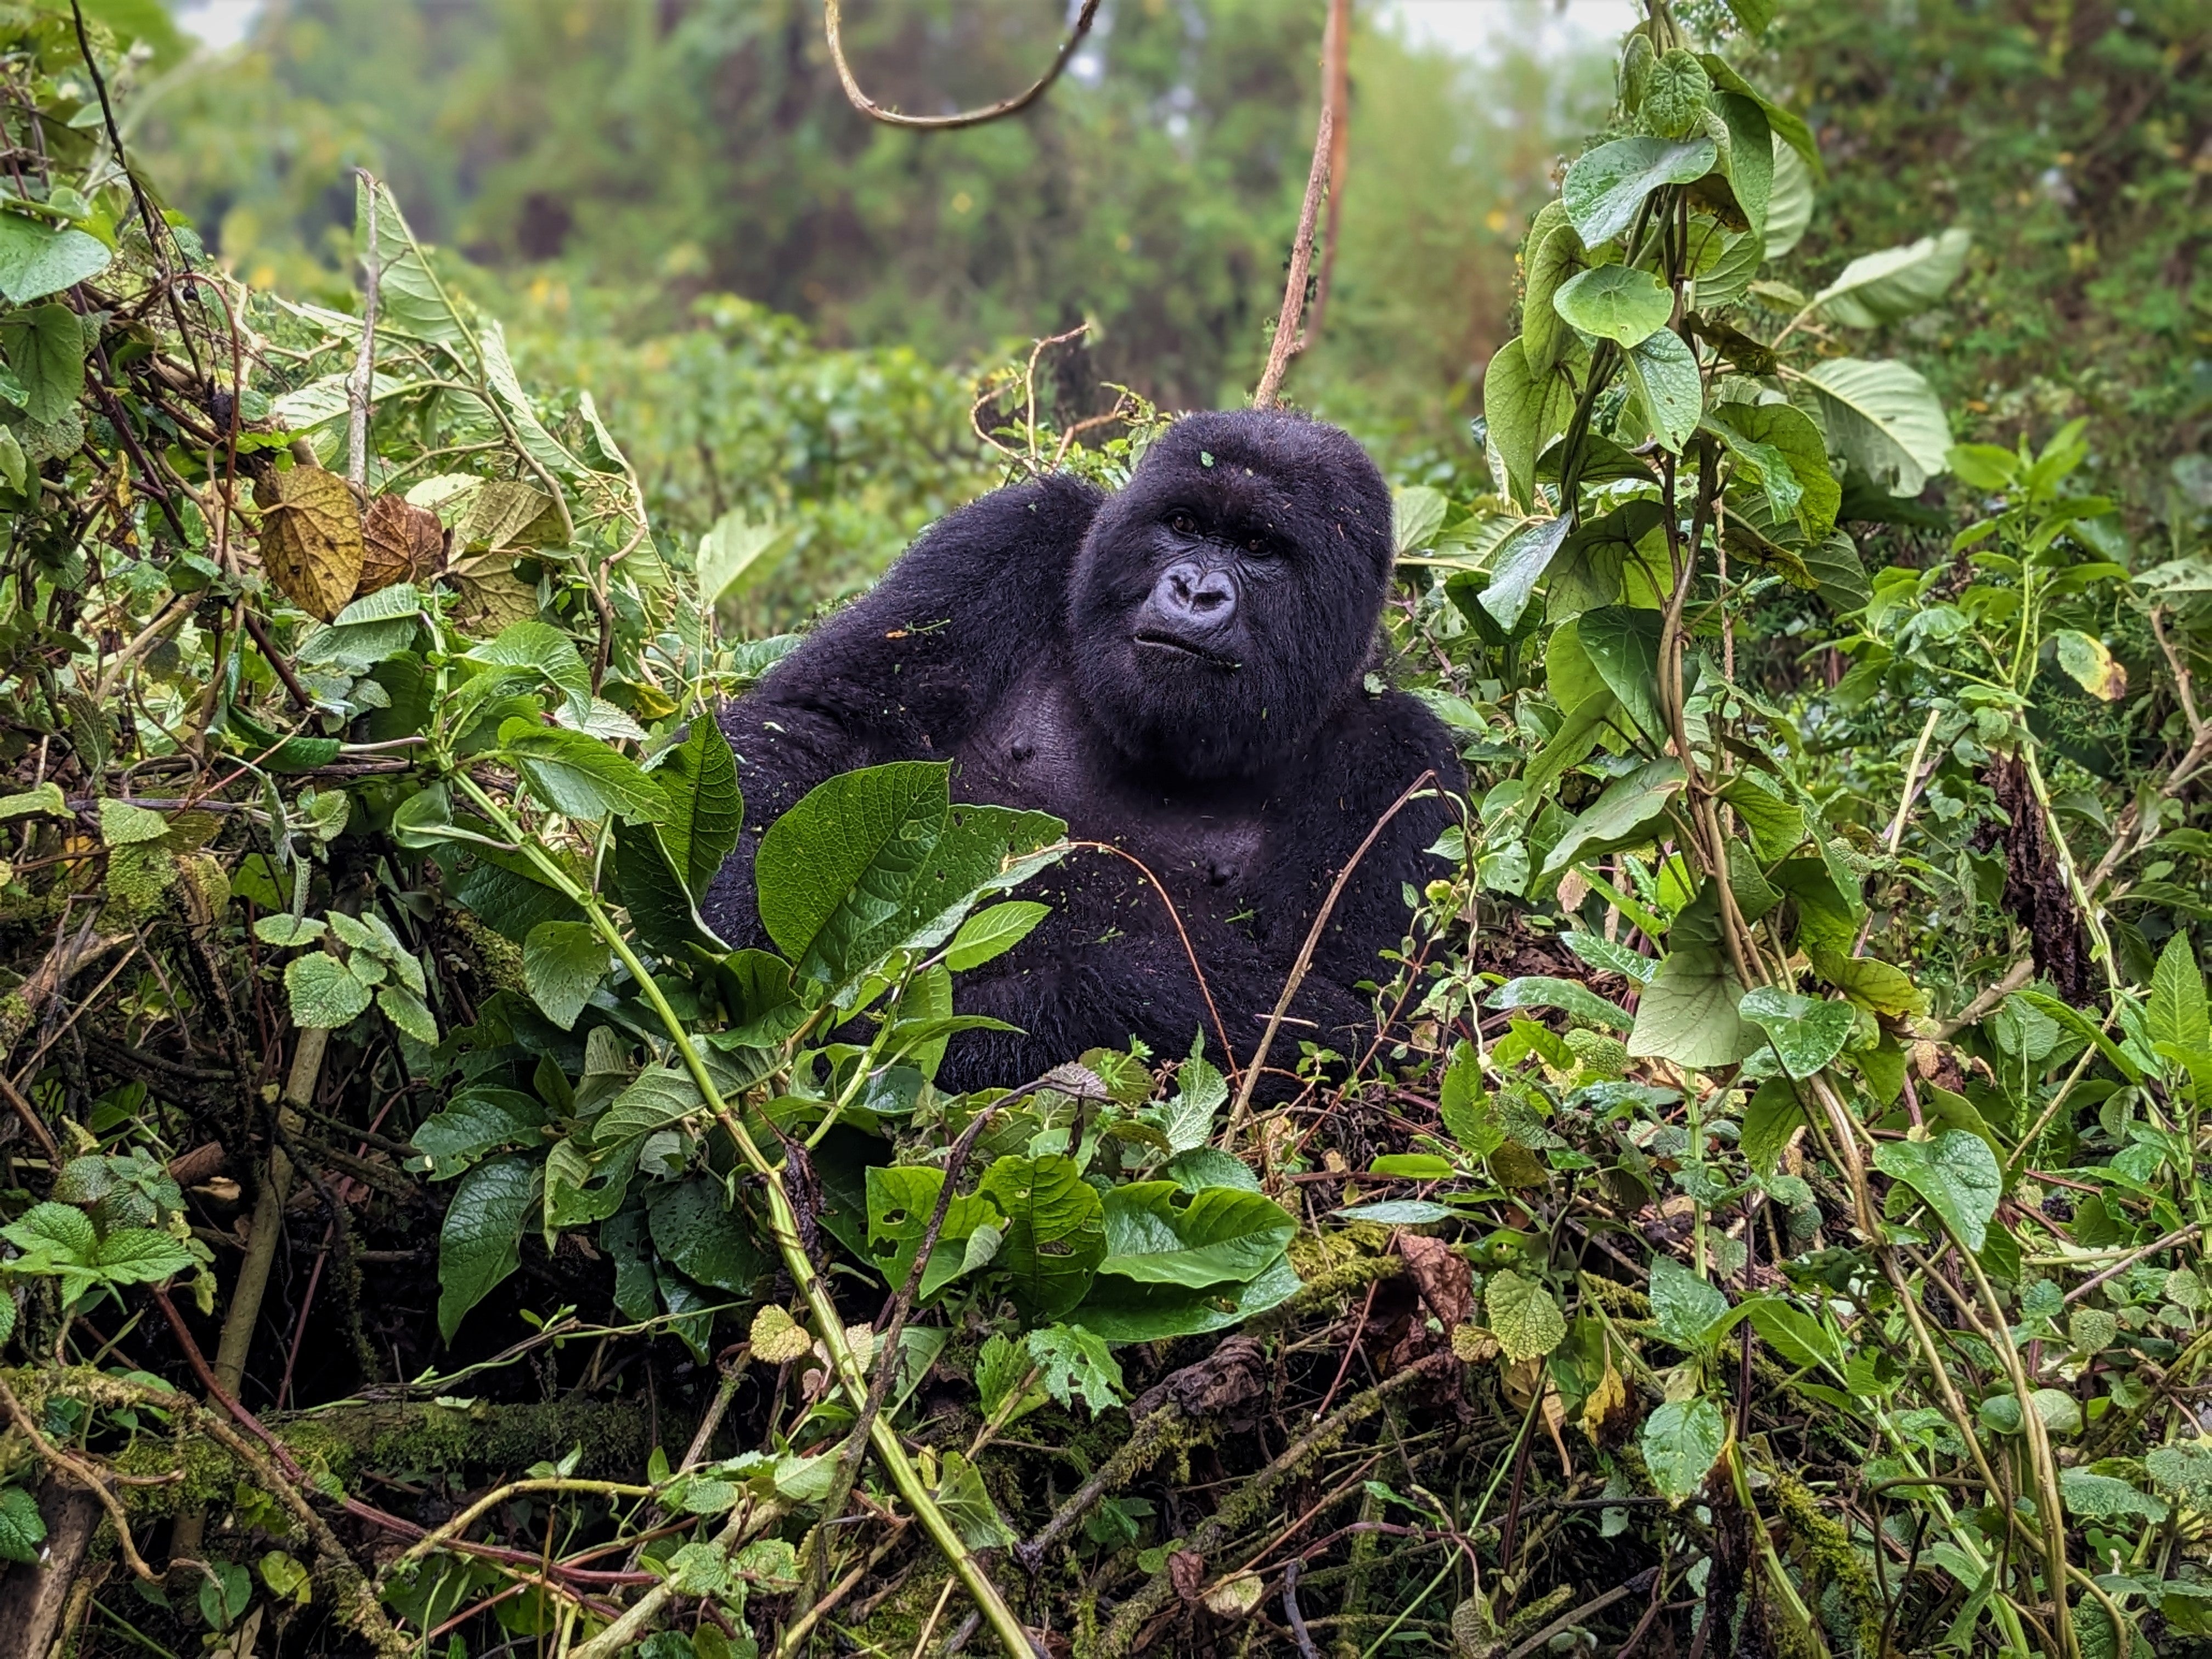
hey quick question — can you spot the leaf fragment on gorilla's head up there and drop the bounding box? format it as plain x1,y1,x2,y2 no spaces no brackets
359,493,446,596
255,465,365,622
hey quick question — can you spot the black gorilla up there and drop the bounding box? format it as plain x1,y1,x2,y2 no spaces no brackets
701,409,1464,1091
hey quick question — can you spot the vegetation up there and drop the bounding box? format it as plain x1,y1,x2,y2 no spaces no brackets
0,3,2204,1659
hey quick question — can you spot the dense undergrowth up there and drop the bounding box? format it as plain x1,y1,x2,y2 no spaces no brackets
0,4,2210,1658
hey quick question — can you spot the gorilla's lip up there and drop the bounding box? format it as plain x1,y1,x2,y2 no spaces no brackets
1133,631,1241,670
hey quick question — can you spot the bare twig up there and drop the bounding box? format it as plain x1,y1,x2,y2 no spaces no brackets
346,171,382,489
0,1375,157,1581
1252,101,1334,408
1282,1558,1323,1659
823,0,1102,130
1307,0,1352,341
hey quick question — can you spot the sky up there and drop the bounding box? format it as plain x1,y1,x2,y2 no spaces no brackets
178,0,1639,61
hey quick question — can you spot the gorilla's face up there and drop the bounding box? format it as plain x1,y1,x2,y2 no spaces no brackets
1068,410,1395,781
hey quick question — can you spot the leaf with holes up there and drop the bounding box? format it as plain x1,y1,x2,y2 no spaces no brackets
979,1155,1105,1321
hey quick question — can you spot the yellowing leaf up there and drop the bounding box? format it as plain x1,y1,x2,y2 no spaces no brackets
1483,1269,1566,1363
749,1304,812,1364
256,465,365,622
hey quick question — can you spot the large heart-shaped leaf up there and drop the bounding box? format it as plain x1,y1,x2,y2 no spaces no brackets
1481,339,1577,513
1737,986,1858,1079
1627,947,1758,1069
1553,264,1674,347
1801,358,1953,496
1873,1130,2001,1251
979,1155,1105,1320
1561,136,1718,246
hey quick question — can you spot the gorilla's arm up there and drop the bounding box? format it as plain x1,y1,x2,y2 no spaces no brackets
701,474,1103,946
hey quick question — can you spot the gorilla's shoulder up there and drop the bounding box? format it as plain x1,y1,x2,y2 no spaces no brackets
879,472,1105,602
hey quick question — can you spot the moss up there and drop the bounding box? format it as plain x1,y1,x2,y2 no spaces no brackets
1775,1474,1884,1658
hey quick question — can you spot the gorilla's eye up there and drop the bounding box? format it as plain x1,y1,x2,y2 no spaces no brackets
1169,512,1197,535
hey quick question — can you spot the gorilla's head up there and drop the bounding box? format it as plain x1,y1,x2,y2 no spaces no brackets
1067,409,1393,782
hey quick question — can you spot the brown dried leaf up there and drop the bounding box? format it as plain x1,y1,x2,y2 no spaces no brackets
358,493,446,596
1169,1550,1207,1605
255,465,364,622
1398,1233,1474,1327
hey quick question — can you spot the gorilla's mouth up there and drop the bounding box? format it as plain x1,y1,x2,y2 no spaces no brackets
1133,631,1241,670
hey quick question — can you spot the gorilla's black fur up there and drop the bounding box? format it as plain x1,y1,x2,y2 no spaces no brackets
701,409,1464,1090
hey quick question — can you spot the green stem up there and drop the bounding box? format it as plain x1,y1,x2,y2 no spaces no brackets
449,772,1039,1659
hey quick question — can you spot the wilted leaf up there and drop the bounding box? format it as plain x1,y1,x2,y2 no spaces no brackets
358,493,446,596
256,465,366,622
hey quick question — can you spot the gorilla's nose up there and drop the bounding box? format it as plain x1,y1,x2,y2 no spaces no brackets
1150,561,1237,633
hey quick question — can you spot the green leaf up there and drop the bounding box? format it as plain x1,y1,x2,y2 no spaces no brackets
1335,1199,1460,1224
1577,606,1668,740
612,817,721,958
1478,514,1573,633
0,782,65,822
1485,1269,1566,1362
1097,1182,1296,1289
1560,136,1718,247
1872,1130,2002,1252
285,952,371,1030
1711,401,1841,539
1717,774,1808,863
91,1227,195,1285
1744,1296,1837,1369
522,920,606,1031
0,302,86,424
2,1201,95,1266
1763,134,1814,259
1813,228,1971,328
1025,1324,1126,1417
1801,358,1953,497
1561,931,1656,985
945,900,1050,972
1552,264,1674,347
1642,49,1712,139
253,914,325,948
1649,1255,1730,1350
0,211,111,302
2149,933,2210,1056
865,1164,1000,1299
979,1154,1106,1321
2059,1468,2167,1523
0,1486,45,1566
1481,338,1576,512
976,1332,1046,1424
2051,630,2127,701
1627,947,1757,1069
1072,1254,1300,1344
1522,218,1587,376
652,718,743,901
98,798,170,846
1484,977,1630,1032
1807,947,1927,1017
932,1451,1017,1549
1737,986,1858,1080
466,620,592,714
1710,92,1773,244
409,1088,545,1180
697,510,797,603
498,720,670,824
648,1177,770,1295
437,1153,540,1341
1624,327,1703,454
1640,1396,1728,1502
596,1068,707,1147
1740,1077,1809,1176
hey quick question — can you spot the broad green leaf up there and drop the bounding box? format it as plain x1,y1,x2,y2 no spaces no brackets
1522,217,1587,376
1627,947,1757,1069
1649,1255,1730,1350
1481,338,1576,512
1763,134,1814,259
1485,1269,1566,1362
2058,1469,2167,1522
652,717,743,900
1097,1182,1296,1290
866,1164,1000,1299
498,720,669,825
1813,228,1971,328
1071,1254,1300,1344
1157,1047,1228,1154
1485,977,1630,1032
945,900,1050,972
2,1201,95,1265
437,1153,540,1341
1801,357,1953,496
1717,773,1807,863
1392,484,1449,555
1477,514,1572,632
1737,986,1858,1080
522,919,606,1031
1553,264,1674,347
356,178,466,349
1699,56,1820,179
465,620,591,713
1740,1076,1809,1175
2149,933,2210,1055
1641,1396,1727,1502
1808,947,1927,1017
1334,1199,1459,1225
1560,136,1718,247
0,302,85,423
1560,931,1656,985
648,1177,771,1294
0,211,111,302
1709,92,1772,244
285,952,371,1029
594,1068,705,1147
1744,1296,1838,1369
980,1155,1106,1321
1710,401,1841,539
0,1486,45,1565
612,817,721,958
92,1228,195,1285
1577,606,1668,740
2051,629,2127,701
1872,1130,2001,1251
1624,327,1703,454
697,510,797,603
409,1087,545,1179
1642,49,1711,139
932,1451,1017,1549
0,782,64,821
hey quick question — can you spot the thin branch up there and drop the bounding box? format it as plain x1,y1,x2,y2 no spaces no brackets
1307,0,1352,341
346,170,382,489
823,0,1102,130
1252,101,1334,409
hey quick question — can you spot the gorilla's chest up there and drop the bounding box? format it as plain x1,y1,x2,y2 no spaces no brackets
954,676,1268,894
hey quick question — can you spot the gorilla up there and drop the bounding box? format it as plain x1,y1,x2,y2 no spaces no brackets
701,409,1464,1092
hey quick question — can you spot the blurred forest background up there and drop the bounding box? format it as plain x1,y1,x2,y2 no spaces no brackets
126,0,2209,623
